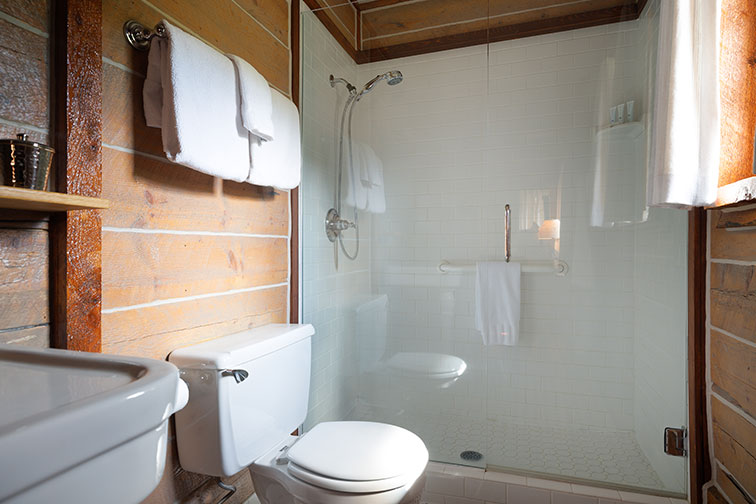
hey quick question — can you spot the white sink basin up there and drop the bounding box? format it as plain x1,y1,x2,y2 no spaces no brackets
0,345,189,504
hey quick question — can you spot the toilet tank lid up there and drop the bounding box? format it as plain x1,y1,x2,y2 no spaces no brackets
168,324,314,369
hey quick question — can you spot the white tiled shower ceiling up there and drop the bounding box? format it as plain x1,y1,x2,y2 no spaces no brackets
301,0,687,496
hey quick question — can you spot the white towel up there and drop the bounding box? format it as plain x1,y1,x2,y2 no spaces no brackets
247,89,301,189
362,143,385,214
143,20,250,182
227,54,275,142
344,142,369,210
475,262,521,346
647,0,720,207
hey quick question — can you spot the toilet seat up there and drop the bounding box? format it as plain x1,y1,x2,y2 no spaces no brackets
385,352,467,380
285,421,428,494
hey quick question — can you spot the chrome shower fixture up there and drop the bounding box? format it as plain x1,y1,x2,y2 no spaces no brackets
329,74,356,95
356,70,403,100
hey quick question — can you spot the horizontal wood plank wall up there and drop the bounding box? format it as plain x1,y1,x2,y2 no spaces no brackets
100,0,292,501
708,207,756,504
718,0,756,187
303,0,359,59
0,1,51,348
360,0,640,61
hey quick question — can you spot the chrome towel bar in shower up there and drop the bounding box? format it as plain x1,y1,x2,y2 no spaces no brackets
437,259,569,276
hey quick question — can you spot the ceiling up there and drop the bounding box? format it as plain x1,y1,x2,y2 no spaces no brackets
305,0,647,63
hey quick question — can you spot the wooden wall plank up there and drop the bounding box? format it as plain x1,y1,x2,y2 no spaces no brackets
711,330,756,419
102,0,289,92
0,228,49,331
304,0,359,59
0,325,49,347
712,424,756,499
707,485,730,504
0,18,49,129
362,0,629,47
102,285,287,360
102,233,288,309
144,0,289,92
718,0,756,187
0,0,49,32
101,148,289,235
51,0,103,353
711,209,756,261
715,465,753,504
712,396,756,461
233,0,289,45
102,62,164,158
710,264,756,343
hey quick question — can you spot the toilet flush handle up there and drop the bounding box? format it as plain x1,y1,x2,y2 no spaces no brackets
220,369,249,384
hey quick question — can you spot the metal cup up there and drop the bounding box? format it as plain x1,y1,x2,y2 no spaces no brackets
0,133,55,190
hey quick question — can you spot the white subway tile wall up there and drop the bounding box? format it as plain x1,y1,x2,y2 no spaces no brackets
301,9,370,428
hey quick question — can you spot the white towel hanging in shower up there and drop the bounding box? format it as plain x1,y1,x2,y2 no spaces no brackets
475,261,521,346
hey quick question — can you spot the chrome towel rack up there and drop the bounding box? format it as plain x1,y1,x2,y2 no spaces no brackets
438,259,569,276
124,20,167,51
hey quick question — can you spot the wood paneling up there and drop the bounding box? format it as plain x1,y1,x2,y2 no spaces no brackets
304,0,360,60
0,0,49,32
712,425,756,499
715,465,753,504
147,0,289,92
102,148,288,235
100,1,294,499
0,227,49,331
707,486,730,504
712,396,756,463
102,232,287,309
0,18,48,129
311,0,643,63
711,330,756,419
718,0,756,188
51,0,103,353
102,62,164,158
0,324,49,347
102,285,287,360
233,0,289,45
710,263,756,344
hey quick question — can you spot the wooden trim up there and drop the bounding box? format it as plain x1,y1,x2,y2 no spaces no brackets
291,0,300,324
688,207,710,504
50,0,103,353
359,5,640,63
356,0,416,11
303,0,359,61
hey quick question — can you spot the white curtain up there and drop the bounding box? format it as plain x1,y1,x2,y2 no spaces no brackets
647,0,721,207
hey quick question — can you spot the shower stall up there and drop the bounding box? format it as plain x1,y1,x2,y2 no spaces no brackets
300,0,688,498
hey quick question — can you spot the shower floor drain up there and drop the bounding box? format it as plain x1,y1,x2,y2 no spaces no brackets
459,450,483,461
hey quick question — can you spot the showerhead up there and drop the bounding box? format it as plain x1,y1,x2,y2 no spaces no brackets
356,70,403,100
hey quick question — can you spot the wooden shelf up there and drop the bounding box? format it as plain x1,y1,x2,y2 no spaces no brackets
0,186,109,212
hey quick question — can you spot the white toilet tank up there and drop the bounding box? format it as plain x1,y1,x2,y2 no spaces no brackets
169,324,314,477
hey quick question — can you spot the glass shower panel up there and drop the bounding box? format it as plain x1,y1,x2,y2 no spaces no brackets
301,0,688,497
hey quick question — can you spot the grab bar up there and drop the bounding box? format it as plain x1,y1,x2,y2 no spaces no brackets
438,259,569,276
504,204,511,262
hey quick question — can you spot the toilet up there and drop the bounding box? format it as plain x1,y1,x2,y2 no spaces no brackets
169,324,429,504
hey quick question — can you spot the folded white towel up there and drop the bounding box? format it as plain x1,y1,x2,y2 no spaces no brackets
143,20,250,182
361,143,385,214
247,89,301,189
475,261,521,346
227,54,275,142
344,142,369,210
